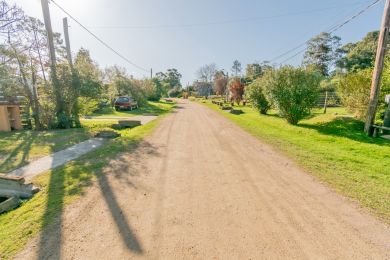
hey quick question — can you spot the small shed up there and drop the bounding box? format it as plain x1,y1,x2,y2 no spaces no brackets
0,102,23,132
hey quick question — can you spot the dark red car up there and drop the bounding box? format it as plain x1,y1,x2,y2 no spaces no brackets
114,96,138,111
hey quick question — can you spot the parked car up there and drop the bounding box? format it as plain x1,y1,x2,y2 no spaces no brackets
114,96,138,111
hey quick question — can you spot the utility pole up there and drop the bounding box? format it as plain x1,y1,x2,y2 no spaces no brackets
150,68,153,79
364,0,390,135
62,17,81,127
41,0,67,125
63,17,73,67
41,0,56,68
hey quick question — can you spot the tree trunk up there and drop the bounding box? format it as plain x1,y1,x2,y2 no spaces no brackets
11,44,42,130
29,59,42,129
33,27,48,86
71,74,81,128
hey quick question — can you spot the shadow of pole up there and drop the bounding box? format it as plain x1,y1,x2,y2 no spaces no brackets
37,162,65,260
95,171,144,254
35,138,148,257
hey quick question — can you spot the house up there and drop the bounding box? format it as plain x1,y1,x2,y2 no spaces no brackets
0,96,23,132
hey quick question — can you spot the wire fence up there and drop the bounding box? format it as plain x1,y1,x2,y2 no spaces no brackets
317,91,341,108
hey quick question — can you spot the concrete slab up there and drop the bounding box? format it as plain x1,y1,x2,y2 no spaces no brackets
83,115,157,125
8,138,104,181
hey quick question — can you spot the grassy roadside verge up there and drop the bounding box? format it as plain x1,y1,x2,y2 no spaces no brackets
0,128,91,173
0,101,173,173
0,102,174,259
91,100,173,117
200,99,390,223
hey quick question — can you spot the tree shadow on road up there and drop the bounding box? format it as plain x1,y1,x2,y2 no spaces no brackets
36,139,161,258
0,132,35,173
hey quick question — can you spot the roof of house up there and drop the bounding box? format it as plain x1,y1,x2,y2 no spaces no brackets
0,95,25,106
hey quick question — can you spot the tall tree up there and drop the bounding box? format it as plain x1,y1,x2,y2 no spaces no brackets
231,59,242,77
0,62,21,97
74,48,102,99
303,32,341,76
4,16,49,129
0,0,23,34
196,63,217,83
156,68,182,89
213,70,228,95
195,63,217,97
336,31,381,72
245,63,263,80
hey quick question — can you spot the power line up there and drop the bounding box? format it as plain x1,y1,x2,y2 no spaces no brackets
268,0,382,65
87,2,367,30
279,49,307,65
50,0,149,72
265,3,359,64
328,0,381,34
276,0,382,65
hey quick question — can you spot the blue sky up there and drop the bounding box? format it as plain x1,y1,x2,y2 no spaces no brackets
9,0,384,84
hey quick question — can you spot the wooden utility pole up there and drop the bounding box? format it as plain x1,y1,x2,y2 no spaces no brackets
41,0,66,124
62,17,81,127
364,0,390,135
63,17,73,66
41,0,56,68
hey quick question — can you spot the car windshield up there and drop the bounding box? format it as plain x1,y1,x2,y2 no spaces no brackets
116,97,129,102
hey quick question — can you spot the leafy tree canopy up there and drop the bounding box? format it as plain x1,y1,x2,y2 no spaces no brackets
74,48,103,99
231,59,242,77
156,68,182,89
336,31,380,72
303,32,341,76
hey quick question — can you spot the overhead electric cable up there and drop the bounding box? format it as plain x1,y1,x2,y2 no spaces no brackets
269,0,382,65
50,0,149,72
87,2,367,30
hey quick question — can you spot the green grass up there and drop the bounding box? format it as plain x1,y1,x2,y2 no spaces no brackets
0,101,174,173
91,100,174,117
0,101,175,259
0,128,91,173
203,100,390,223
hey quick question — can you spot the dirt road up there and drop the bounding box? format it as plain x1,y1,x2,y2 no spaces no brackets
18,100,389,259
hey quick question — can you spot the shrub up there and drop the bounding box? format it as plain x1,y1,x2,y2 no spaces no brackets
167,86,182,97
263,66,321,125
113,77,147,106
336,69,372,119
78,97,100,116
214,73,228,95
146,78,164,101
245,78,270,114
228,77,245,105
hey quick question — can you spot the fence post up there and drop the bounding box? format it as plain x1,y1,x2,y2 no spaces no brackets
323,91,328,114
